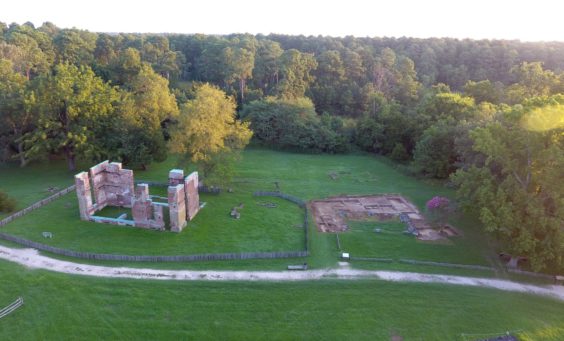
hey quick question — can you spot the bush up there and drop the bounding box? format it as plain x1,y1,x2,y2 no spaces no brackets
412,119,460,178
0,191,16,213
425,196,454,227
241,97,349,153
389,143,410,162
354,117,384,152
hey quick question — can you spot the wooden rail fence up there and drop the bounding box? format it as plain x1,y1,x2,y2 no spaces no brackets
0,185,75,227
253,191,309,252
0,187,310,262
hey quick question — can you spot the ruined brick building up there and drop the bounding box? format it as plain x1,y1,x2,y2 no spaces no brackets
74,161,199,232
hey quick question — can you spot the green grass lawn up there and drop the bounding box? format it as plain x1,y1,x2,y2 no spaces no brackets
0,260,562,340
1,148,493,267
1,192,304,254
338,219,488,265
0,149,562,340
0,160,76,218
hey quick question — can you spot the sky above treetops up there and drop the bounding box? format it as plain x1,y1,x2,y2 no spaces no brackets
3,0,563,42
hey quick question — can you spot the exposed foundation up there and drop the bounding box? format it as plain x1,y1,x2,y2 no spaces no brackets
310,194,451,240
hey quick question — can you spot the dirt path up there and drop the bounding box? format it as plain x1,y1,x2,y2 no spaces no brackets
1,245,563,301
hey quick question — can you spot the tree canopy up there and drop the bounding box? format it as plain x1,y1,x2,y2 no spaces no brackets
452,98,564,271
24,63,118,170
1,21,563,271
170,84,252,183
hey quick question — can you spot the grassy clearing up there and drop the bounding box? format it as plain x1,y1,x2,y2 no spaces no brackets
0,260,562,340
338,219,487,265
0,149,562,340
1,148,493,268
0,160,75,218
1,192,304,254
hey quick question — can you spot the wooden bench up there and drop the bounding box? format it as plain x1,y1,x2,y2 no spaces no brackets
287,263,308,270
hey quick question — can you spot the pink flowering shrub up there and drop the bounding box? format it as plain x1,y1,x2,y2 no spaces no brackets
426,196,450,210
425,196,452,227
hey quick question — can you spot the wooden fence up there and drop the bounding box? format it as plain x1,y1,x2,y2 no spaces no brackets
134,180,168,187
335,234,341,251
350,257,394,262
398,259,494,271
253,191,306,207
134,181,222,194
0,187,310,262
253,191,309,252
506,268,559,280
0,185,75,227
0,297,23,319
0,232,307,262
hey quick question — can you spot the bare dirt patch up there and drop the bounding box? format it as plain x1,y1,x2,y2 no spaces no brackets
310,194,451,241
310,195,426,232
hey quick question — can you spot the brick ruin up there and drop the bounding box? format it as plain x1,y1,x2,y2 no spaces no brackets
131,183,165,230
74,161,200,232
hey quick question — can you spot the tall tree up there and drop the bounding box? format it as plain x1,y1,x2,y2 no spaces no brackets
170,84,252,184
107,47,143,85
23,63,118,170
252,40,283,94
419,91,476,122
311,50,345,114
510,62,556,98
412,119,461,178
1,29,52,79
53,28,97,66
116,64,179,168
141,36,182,80
275,49,317,99
94,33,119,66
127,63,179,123
100,92,168,170
452,98,564,271
221,45,254,102
463,80,503,104
0,59,36,166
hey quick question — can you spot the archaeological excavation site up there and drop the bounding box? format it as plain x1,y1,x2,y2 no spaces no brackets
310,194,458,241
74,161,200,232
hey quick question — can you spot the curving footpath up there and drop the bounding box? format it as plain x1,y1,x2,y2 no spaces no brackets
1,245,563,302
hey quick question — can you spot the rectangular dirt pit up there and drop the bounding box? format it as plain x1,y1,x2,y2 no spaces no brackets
310,194,427,233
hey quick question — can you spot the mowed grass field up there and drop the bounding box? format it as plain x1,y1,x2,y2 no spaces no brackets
1,149,563,339
0,153,305,255
338,219,487,265
0,260,562,340
0,160,77,219
0,148,491,267
0,192,305,254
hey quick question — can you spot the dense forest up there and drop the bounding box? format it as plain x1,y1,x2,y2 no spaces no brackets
0,21,562,272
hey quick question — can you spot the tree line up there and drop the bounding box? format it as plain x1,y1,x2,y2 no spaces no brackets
0,21,562,272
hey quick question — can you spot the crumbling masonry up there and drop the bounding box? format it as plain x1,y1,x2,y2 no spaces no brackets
74,161,199,232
